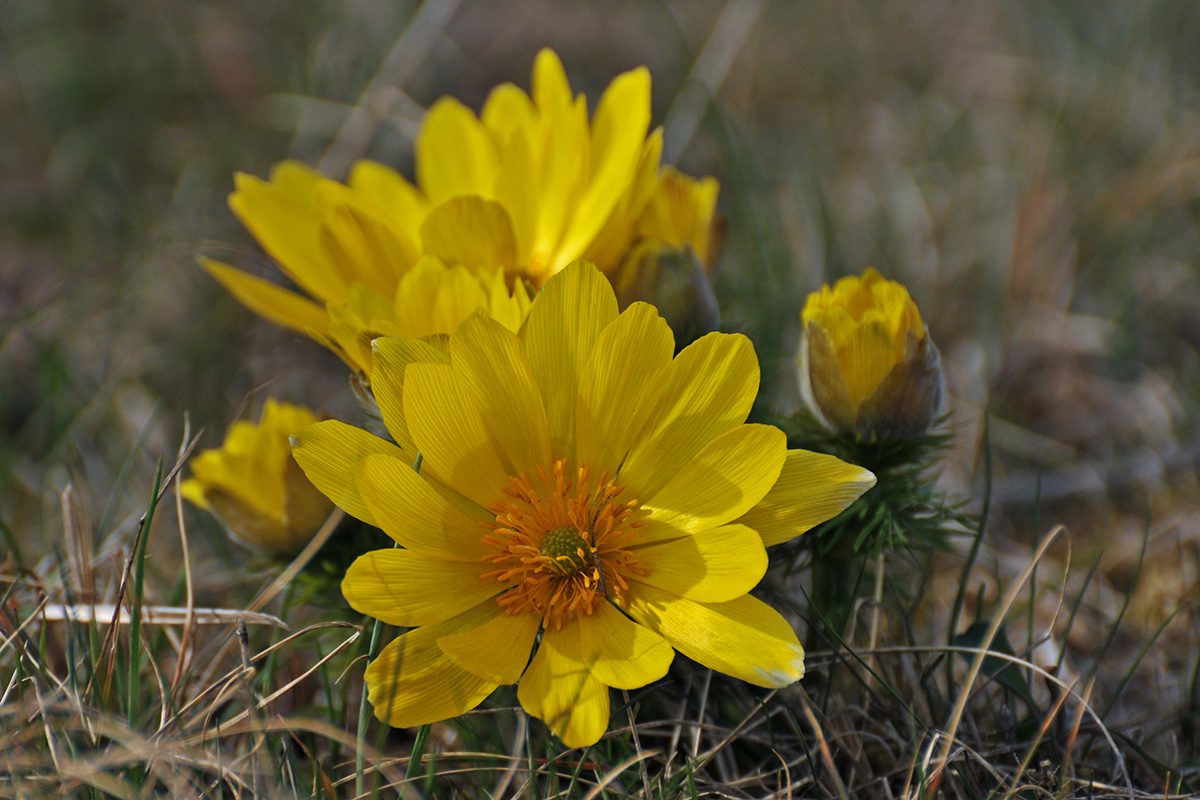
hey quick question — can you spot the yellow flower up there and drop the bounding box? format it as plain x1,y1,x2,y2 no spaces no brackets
290,261,875,747
203,49,724,371
799,268,945,437
181,400,333,555
200,165,531,375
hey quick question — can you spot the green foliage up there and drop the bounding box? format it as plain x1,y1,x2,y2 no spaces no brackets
778,411,971,567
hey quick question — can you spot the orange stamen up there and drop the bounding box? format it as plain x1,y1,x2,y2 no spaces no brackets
481,459,644,630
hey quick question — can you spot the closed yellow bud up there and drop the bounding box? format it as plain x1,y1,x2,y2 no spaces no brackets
799,269,944,437
181,400,333,555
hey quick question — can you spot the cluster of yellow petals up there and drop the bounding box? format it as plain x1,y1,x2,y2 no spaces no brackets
202,49,721,377
181,400,332,555
201,161,532,375
800,268,943,436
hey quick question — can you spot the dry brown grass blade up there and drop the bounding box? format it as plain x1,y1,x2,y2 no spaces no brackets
170,415,197,708
0,595,47,665
61,484,94,601
229,716,409,793
249,508,345,615
163,621,359,734
773,747,794,800
825,640,1130,797
692,668,713,758
40,605,286,628
999,678,1079,800
1064,676,1095,762
800,696,850,800
928,524,1063,794
622,688,653,798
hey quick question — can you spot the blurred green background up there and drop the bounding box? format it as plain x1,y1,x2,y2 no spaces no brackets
4,0,1200,726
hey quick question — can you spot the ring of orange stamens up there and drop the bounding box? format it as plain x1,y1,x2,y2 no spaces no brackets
481,460,644,631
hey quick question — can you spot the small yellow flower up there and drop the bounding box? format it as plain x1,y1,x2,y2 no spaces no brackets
799,268,945,437
181,400,333,555
291,261,875,747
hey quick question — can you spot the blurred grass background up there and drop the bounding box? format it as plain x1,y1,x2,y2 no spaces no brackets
4,0,1200,777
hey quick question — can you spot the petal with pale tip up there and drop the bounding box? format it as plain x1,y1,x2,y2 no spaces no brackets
626,582,805,688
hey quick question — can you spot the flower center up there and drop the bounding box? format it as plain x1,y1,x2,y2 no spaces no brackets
481,460,644,630
539,526,590,575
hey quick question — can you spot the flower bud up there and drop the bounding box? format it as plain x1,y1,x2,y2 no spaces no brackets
799,269,944,437
609,168,724,346
613,244,720,348
181,400,333,555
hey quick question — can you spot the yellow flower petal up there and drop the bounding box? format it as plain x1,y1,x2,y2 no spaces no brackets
347,159,430,249
365,602,498,728
833,314,902,412
449,314,551,479
618,331,759,501
420,196,519,274
370,335,452,453
356,453,490,561
532,48,572,118
315,182,418,296
403,362,512,509
529,97,588,282
640,424,786,538
629,524,766,603
228,169,348,304
553,67,651,272
269,159,324,194
394,261,489,336
733,449,877,548
486,267,533,334
325,287,399,374
517,633,610,748
626,583,805,688
289,420,407,525
481,82,538,148
416,97,500,205
198,258,329,337
584,129,664,272
575,301,674,478
437,605,540,684
495,126,540,266
548,602,673,690
800,320,856,431
179,478,209,510
342,548,495,627
522,260,619,462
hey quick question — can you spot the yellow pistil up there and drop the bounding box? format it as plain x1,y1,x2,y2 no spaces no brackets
481,460,644,631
